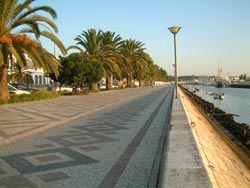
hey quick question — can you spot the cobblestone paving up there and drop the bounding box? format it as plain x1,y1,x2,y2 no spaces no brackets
0,86,174,188
0,88,161,148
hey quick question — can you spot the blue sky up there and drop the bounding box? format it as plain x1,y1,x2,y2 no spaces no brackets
33,0,250,76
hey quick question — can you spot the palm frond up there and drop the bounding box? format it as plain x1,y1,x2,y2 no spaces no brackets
66,45,83,53
0,45,4,65
32,15,59,33
12,0,33,20
9,44,26,67
40,30,66,55
17,5,57,21
0,0,16,34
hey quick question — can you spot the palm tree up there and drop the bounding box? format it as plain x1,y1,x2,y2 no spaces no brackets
0,0,66,100
68,29,103,90
119,39,147,87
101,31,122,90
68,29,122,90
135,53,154,87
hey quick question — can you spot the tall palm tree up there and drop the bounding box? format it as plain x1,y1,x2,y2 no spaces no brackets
68,29,122,90
119,39,147,87
135,52,154,87
68,29,104,90
0,0,66,99
101,31,122,90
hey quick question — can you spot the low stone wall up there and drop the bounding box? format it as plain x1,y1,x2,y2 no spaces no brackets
180,85,250,156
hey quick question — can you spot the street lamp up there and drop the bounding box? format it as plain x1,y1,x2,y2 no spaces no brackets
168,26,181,98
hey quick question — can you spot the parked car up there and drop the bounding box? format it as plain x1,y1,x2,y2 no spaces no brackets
56,85,73,92
99,84,120,90
8,84,31,95
99,85,106,90
10,83,39,93
112,84,119,89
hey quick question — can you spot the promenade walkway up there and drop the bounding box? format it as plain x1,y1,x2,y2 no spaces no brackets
0,85,212,188
0,87,155,148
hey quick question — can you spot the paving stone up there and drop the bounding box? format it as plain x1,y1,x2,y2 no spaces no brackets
0,86,211,188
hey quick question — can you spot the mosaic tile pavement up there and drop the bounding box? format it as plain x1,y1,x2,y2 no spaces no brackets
0,86,174,188
0,88,153,147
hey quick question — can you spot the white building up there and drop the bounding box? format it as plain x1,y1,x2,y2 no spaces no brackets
8,54,51,87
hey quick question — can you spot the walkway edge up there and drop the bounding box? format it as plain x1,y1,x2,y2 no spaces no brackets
160,93,212,188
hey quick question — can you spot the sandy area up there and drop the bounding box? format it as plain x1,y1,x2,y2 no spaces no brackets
179,88,250,188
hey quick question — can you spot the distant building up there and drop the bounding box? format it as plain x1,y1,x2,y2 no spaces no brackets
230,76,240,83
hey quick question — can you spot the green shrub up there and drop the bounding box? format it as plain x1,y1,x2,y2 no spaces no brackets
0,99,8,105
0,91,60,105
30,90,59,100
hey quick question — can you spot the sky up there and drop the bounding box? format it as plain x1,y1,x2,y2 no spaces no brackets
32,0,250,76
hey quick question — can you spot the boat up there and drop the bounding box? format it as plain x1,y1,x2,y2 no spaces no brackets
219,92,225,100
213,93,219,99
213,92,225,100
215,66,223,88
206,91,215,95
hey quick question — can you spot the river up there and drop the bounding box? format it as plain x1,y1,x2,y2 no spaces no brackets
187,85,250,125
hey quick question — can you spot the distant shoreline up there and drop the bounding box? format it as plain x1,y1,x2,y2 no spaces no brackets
230,83,250,89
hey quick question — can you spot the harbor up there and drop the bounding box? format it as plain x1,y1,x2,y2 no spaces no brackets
182,85,250,157
178,88,250,188
184,84,250,125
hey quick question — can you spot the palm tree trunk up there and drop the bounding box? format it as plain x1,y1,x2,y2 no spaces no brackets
91,82,98,91
139,80,143,87
127,74,131,88
0,64,10,100
146,80,151,86
106,75,112,90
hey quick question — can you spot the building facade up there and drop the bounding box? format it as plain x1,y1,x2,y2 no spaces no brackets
8,54,51,87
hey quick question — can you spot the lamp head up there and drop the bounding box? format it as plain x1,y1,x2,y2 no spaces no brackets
168,26,181,34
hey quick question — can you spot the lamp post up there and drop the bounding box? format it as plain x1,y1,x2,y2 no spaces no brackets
168,26,181,98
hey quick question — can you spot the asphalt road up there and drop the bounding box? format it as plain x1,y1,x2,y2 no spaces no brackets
0,85,174,188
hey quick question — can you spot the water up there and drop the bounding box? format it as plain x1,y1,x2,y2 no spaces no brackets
187,85,250,125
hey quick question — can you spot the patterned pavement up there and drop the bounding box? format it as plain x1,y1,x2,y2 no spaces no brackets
0,87,161,148
0,86,174,188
